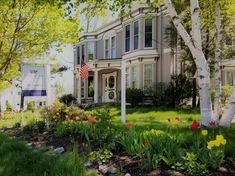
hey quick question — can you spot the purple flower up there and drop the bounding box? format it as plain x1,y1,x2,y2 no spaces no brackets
209,119,217,127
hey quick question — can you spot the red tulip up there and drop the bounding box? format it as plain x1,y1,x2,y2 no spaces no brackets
88,118,97,124
143,140,150,147
190,120,200,130
175,116,180,121
126,122,133,129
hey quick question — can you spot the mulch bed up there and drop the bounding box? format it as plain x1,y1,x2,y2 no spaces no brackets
1,128,235,176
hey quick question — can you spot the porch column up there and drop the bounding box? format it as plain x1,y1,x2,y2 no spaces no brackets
121,60,126,123
94,69,98,103
77,74,81,104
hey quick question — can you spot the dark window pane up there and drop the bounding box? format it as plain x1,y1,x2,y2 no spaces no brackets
82,45,85,63
125,25,130,38
134,36,138,50
77,46,80,64
125,39,130,52
145,19,152,47
145,34,152,47
125,25,130,52
134,21,139,35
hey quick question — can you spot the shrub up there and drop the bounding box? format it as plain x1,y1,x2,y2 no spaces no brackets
126,88,144,107
152,82,169,106
165,74,193,107
6,103,13,112
59,94,77,106
27,101,35,111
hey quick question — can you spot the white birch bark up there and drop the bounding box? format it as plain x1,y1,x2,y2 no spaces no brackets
214,4,222,121
219,87,235,127
164,0,213,126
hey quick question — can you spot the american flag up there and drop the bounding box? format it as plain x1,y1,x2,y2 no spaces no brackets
80,63,89,79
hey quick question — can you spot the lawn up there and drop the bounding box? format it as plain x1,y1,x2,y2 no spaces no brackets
0,111,41,128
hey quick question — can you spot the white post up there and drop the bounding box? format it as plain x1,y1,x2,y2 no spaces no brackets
121,60,126,123
94,70,98,103
45,64,51,106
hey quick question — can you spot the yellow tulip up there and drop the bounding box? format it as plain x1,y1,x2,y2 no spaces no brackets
201,130,208,136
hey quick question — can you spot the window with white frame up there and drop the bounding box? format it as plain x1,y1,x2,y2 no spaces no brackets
131,65,139,88
134,21,139,50
126,67,130,88
125,24,131,52
226,71,234,85
81,45,85,64
145,19,153,47
144,64,153,89
111,36,116,58
105,39,110,59
87,42,95,61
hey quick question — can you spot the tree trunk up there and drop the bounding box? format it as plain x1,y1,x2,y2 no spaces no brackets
214,3,222,121
219,87,235,127
164,0,213,126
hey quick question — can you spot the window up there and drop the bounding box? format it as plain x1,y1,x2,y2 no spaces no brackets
144,64,153,89
87,42,95,61
126,67,130,88
131,66,139,88
88,75,94,97
111,36,116,58
226,71,234,85
77,46,80,64
105,39,110,59
125,25,131,52
81,79,85,98
81,45,85,64
145,19,152,47
134,21,139,50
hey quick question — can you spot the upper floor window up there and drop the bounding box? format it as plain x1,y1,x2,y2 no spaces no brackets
87,42,95,61
77,46,80,65
145,19,152,47
125,25,131,52
134,21,139,50
111,36,116,58
105,39,110,59
81,45,85,64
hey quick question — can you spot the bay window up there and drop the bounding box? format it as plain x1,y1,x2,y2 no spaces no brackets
77,46,80,65
134,21,139,50
105,39,110,59
125,24,131,52
87,42,95,61
144,64,153,89
145,19,153,47
131,65,139,88
111,36,116,58
81,45,85,64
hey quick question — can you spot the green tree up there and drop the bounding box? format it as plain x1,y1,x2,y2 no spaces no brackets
0,0,81,90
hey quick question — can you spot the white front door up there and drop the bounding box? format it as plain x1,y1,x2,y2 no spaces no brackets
102,72,117,102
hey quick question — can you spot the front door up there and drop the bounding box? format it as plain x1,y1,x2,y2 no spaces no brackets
102,72,117,102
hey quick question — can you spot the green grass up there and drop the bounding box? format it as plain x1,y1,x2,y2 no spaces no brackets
0,111,41,128
102,106,201,125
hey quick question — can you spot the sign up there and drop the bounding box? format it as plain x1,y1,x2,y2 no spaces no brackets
21,65,47,96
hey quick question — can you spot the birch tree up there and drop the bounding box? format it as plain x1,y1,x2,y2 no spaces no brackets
214,2,223,121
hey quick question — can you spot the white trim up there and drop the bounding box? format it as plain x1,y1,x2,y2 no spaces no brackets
122,49,159,60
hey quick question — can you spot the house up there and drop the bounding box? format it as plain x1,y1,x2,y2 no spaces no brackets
73,7,182,104
221,59,235,86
